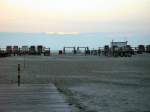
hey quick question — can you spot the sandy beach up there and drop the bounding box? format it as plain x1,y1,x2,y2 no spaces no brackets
0,54,150,112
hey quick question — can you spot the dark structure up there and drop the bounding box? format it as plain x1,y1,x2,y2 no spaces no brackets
137,45,145,54
37,45,43,55
22,46,29,55
131,47,136,55
77,47,90,55
0,49,9,57
44,48,51,56
104,45,110,56
98,48,101,56
91,49,98,55
29,46,36,55
118,45,132,57
13,46,19,56
59,50,63,55
6,46,12,55
111,41,132,57
63,47,76,55
146,45,150,53
103,41,132,57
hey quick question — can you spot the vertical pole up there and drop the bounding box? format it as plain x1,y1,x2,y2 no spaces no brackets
24,53,25,68
18,64,21,86
49,48,50,56
63,47,65,55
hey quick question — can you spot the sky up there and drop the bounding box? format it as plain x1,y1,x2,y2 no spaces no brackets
0,0,150,33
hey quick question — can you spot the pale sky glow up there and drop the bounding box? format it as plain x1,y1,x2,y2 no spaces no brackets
0,0,150,33
46,32,80,35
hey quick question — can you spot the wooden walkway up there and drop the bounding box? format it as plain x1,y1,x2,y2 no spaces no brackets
0,84,72,112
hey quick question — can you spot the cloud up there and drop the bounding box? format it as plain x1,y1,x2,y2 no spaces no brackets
46,32,80,35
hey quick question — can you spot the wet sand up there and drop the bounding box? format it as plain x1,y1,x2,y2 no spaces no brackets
0,84,72,112
0,54,150,112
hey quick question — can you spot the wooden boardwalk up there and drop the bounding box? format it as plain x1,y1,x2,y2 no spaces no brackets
0,84,72,112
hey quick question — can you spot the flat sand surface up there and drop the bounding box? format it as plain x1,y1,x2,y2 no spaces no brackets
0,54,150,112
0,84,72,112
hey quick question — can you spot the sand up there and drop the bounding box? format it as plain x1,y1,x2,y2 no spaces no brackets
0,54,150,112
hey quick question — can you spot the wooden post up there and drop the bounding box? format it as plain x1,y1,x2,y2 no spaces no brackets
18,64,21,86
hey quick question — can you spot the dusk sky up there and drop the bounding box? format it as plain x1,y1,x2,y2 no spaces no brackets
0,0,150,33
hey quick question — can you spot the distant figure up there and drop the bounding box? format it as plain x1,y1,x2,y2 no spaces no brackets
73,49,77,55
59,50,63,55
98,49,101,56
